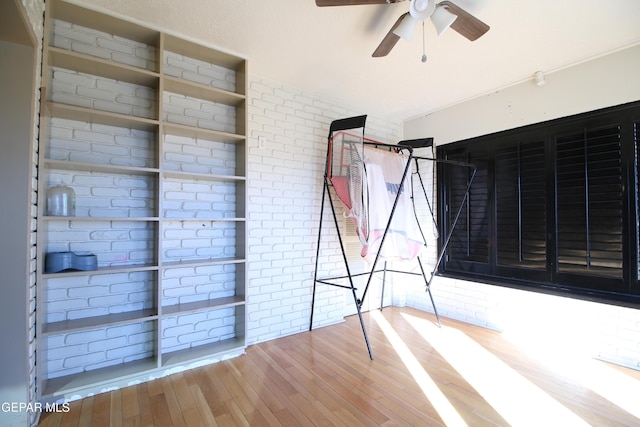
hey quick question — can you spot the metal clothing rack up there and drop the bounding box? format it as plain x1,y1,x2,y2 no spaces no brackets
309,115,476,360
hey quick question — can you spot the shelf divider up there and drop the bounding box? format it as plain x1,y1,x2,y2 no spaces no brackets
47,47,160,87
42,357,159,399
43,309,158,336
45,102,160,132
163,122,246,143
164,76,245,107
162,295,245,317
161,337,246,368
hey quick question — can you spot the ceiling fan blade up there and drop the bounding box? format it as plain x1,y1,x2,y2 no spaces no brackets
438,1,489,41
316,0,404,6
372,12,409,57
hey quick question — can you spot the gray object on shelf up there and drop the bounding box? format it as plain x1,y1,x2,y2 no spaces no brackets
45,251,97,273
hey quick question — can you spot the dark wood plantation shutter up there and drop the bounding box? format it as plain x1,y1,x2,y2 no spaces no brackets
438,102,640,304
495,139,547,270
636,120,640,282
555,124,623,279
444,147,490,273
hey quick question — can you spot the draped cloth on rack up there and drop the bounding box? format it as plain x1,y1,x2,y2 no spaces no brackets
328,131,423,263
312,115,474,360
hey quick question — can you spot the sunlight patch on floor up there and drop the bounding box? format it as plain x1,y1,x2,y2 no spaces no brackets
402,312,590,427
503,327,640,420
371,310,468,427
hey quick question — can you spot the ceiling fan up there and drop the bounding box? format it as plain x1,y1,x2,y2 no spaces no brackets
315,0,490,58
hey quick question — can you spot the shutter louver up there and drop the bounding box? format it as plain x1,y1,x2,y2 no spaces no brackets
555,125,623,278
446,149,489,267
495,140,546,269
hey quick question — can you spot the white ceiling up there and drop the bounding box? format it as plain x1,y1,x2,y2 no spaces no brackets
79,0,640,122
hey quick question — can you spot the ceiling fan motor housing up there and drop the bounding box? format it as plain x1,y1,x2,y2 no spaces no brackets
410,0,436,20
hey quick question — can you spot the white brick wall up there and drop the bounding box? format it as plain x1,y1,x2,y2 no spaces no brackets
162,220,236,262
49,118,156,168
42,16,413,396
20,1,45,424
162,50,237,133
53,20,158,72
163,134,237,176
162,264,236,307
163,92,235,133
45,271,155,323
164,51,235,92
246,76,402,343
162,307,236,353
49,68,157,119
45,321,155,379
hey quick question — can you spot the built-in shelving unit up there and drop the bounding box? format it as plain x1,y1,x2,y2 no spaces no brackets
37,0,247,400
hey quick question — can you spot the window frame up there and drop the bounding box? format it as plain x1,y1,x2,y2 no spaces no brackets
436,101,640,308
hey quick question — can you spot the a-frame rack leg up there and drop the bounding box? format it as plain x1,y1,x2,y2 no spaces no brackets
417,257,441,327
310,177,374,360
378,257,442,327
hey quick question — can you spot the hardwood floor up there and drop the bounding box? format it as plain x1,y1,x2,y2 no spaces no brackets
38,307,640,426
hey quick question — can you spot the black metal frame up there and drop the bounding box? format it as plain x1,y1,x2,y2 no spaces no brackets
309,116,476,359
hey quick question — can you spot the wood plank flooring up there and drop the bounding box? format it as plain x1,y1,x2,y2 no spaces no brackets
38,307,640,426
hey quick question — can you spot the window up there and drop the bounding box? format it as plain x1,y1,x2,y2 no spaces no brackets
437,102,640,306
495,138,546,271
442,144,490,270
555,125,624,279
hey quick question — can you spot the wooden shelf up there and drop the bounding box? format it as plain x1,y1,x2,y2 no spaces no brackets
42,357,158,399
161,336,246,368
160,217,245,222
162,122,245,143
163,76,245,107
47,47,159,88
42,309,158,336
161,256,245,269
40,215,160,222
43,158,160,176
44,102,159,132
162,169,245,182
42,263,159,279
162,295,244,316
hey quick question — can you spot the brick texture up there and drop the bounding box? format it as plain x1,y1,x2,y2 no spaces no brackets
41,17,403,388
246,76,402,343
20,1,45,424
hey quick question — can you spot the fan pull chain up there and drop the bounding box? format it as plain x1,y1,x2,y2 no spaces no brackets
421,21,427,63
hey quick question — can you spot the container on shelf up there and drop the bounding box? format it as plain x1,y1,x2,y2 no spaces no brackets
44,251,97,273
46,184,75,216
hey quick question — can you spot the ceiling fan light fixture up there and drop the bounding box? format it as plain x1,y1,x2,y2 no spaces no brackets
393,14,417,40
431,5,457,35
409,0,436,21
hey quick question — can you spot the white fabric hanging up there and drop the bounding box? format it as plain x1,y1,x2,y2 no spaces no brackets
351,145,423,263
